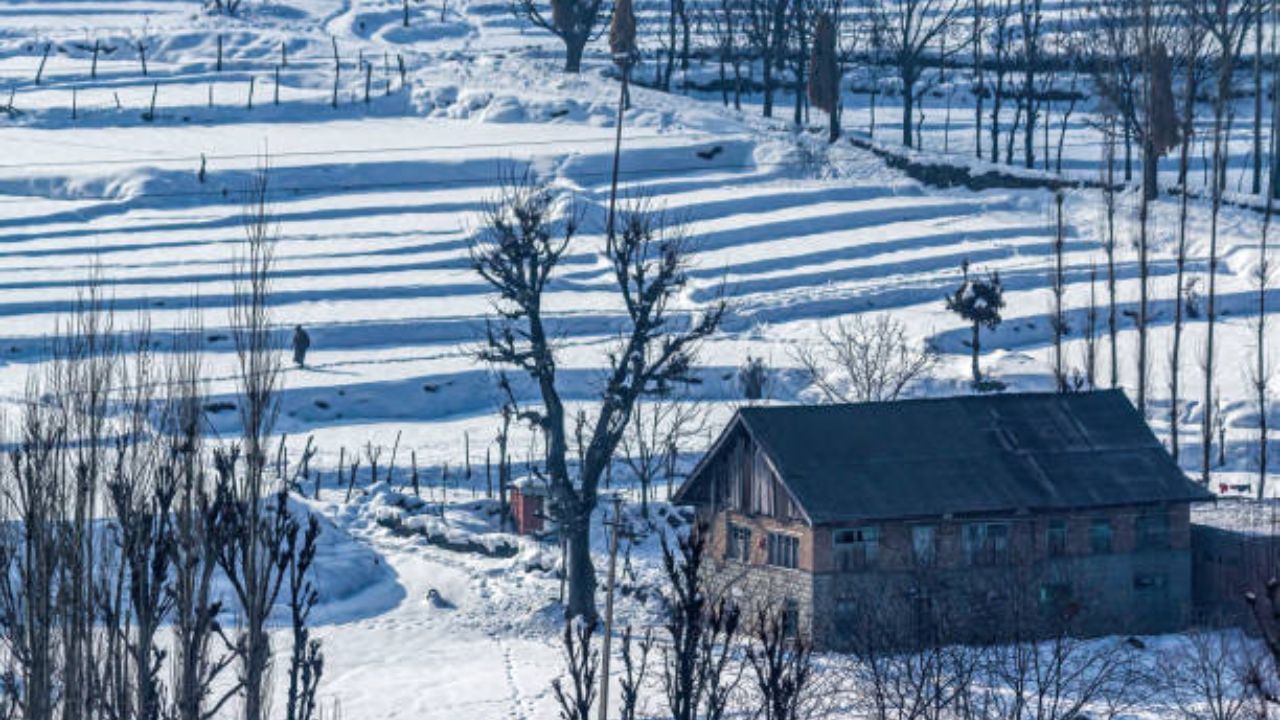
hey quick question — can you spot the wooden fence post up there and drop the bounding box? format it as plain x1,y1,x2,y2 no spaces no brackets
331,37,340,109
35,43,50,85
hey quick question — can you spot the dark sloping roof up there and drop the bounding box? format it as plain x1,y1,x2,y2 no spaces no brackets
692,390,1211,524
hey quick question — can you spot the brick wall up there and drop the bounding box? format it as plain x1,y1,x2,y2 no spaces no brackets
702,503,1196,648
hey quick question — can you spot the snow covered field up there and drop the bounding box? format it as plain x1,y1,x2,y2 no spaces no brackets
0,0,1278,717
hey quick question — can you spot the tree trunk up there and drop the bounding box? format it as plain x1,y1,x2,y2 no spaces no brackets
1142,139,1159,202
763,57,775,117
665,1,677,90
1023,76,1035,168
680,0,691,73
1203,69,1230,485
719,47,729,106
1137,137,1152,416
991,75,1003,162
1255,9,1264,196
1105,115,1118,389
973,0,984,161
1172,66,1196,464
564,514,598,620
971,321,981,383
564,35,587,73
902,76,915,147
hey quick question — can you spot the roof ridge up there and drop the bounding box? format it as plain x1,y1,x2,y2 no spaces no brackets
738,389,1125,413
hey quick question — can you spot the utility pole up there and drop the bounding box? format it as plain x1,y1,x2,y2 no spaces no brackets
606,0,636,245
605,64,629,247
596,495,624,720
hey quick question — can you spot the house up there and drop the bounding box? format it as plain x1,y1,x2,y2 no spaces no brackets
672,390,1215,648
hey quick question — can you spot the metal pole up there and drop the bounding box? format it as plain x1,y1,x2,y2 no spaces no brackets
596,495,623,720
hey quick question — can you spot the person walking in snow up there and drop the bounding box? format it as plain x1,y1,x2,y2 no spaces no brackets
292,324,311,368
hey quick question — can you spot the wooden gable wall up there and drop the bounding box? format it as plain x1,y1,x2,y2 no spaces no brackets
705,425,804,522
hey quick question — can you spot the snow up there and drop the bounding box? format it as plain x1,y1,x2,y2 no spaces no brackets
0,0,1279,716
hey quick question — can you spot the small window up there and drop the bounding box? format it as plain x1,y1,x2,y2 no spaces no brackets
1089,518,1112,554
964,522,1010,566
834,527,879,570
726,524,752,562
1039,582,1074,615
782,598,800,637
767,533,799,569
912,525,937,566
1136,511,1169,550
1046,519,1067,557
1134,572,1168,592
834,597,858,629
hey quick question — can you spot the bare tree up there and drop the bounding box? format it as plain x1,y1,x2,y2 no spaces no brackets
971,0,985,159
1171,19,1208,463
1161,627,1255,720
745,0,792,117
552,619,599,720
709,0,746,110
618,625,654,720
1189,0,1259,484
810,11,842,142
1016,0,1044,168
1101,111,1120,390
473,175,724,621
837,586,978,720
1252,148,1277,499
987,0,1015,162
102,329,175,720
793,314,937,403
746,604,816,720
211,162,288,720
620,393,706,517
285,516,324,720
1051,191,1067,392
863,0,962,147
164,318,239,720
660,523,743,720
511,0,608,72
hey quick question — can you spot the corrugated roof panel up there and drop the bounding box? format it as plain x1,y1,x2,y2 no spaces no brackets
729,390,1212,524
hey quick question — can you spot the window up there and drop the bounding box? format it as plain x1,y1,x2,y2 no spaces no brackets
912,525,937,566
1089,518,1112,554
1039,582,1074,616
768,533,799,569
1133,572,1168,592
1136,511,1170,550
782,599,800,637
1046,519,1067,557
726,524,752,562
964,522,1010,566
834,527,879,570
834,598,859,632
